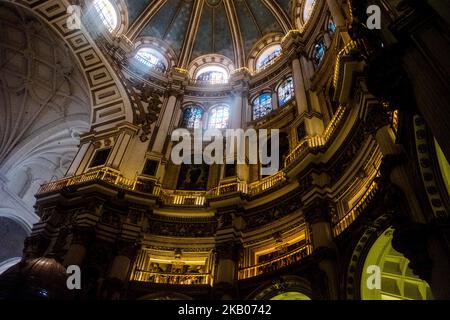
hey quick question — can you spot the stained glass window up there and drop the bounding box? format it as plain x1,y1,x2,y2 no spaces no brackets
208,105,230,129
252,93,273,120
303,0,317,23
256,45,282,71
93,0,118,32
278,77,295,107
328,18,337,33
182,106,204,129
196,66,229,84
135,48,167,73
313,40,326,67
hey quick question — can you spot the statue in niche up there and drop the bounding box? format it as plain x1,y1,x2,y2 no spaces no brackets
177,164,209,191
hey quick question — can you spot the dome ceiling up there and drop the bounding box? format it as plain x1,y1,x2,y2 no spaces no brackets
124,0,295,67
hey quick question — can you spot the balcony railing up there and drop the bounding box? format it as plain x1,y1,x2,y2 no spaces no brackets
159,189,206,206
248,171,286,196
238,243,313,280
285,105,347,167
208,178,248,197
37,167,285,206
333,40,358,88
133,270,210,285
332,180,380,236
37,105,346,206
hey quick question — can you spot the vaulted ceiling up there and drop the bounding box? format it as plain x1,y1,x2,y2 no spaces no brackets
125,0,296,67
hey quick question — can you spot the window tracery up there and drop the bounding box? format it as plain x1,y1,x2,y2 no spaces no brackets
278,77,295,107
182,106,204,129
208,105,230,129
252,93,273,120
256,45,282,71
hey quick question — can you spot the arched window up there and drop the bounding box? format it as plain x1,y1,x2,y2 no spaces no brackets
208,105,230,129
256,45,282,71
135,48,167,73
313,40,326,67
278,77,295,107
196,66,229,84
252,93,273,120
182,106,204,129
360,228,433,300
303,0,317,23
328,18,337,33
93,0,118,32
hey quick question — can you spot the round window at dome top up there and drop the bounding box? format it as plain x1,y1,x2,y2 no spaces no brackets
135,48,167,73
303,0,317,23
93,0,118,32
196,65,229,84
256,45,282,71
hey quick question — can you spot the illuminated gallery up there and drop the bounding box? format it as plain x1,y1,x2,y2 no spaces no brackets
0,0,449,300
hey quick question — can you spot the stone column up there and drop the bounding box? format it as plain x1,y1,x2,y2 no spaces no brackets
300,56,314,90
229,74,250,183
272,90,279,111
101,241,138,299
109,241,137,282
152,93,179,154
291,56,308,115
369,107,426,223
214,207,245,299
363,2,450,162
63,227,94,267
231,90,243,129
305,200,339,299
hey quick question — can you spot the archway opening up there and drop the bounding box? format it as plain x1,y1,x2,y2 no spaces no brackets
360,228,433,300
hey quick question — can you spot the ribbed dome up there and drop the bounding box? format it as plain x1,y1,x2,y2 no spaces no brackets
124,0,296,66
0,257,71,300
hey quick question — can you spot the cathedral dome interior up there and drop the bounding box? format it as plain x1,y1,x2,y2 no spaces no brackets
0,0,449,302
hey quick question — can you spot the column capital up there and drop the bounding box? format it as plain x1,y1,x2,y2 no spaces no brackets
164,85,184,99
230,68,251,84
281,30,305,57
